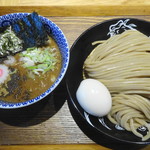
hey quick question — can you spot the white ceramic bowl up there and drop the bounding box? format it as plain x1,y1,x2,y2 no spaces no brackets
0,13,69,109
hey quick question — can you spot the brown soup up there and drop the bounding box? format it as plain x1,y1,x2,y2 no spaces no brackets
0,37,62,103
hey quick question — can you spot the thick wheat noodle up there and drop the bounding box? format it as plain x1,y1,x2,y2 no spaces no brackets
85,53,150,71
85,55,150,78
86,32,150,62
83,30,150,141
87,70,150,80
113,94,150,118
91,40,150,58
130,119,143,138
113,101,149,118
108,94,150,141
85,59,150,79
98,79,150,94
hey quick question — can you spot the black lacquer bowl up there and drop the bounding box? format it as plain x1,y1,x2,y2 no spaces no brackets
66,18,150,145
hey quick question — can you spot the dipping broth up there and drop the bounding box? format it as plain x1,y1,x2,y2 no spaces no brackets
0,37,62,102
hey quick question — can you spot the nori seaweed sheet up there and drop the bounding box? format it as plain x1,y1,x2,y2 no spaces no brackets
6,69,31,101
11,12,49,50
0,12,49,57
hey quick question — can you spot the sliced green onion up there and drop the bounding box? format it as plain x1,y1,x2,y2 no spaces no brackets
20,47,58,76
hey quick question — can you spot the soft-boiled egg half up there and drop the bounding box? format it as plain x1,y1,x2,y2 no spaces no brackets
76,79,112,117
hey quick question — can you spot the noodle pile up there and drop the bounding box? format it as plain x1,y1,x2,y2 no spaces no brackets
83,30,150,141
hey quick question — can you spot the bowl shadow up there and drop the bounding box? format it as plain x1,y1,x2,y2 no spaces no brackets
67,100,148,150
0,79,67,127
